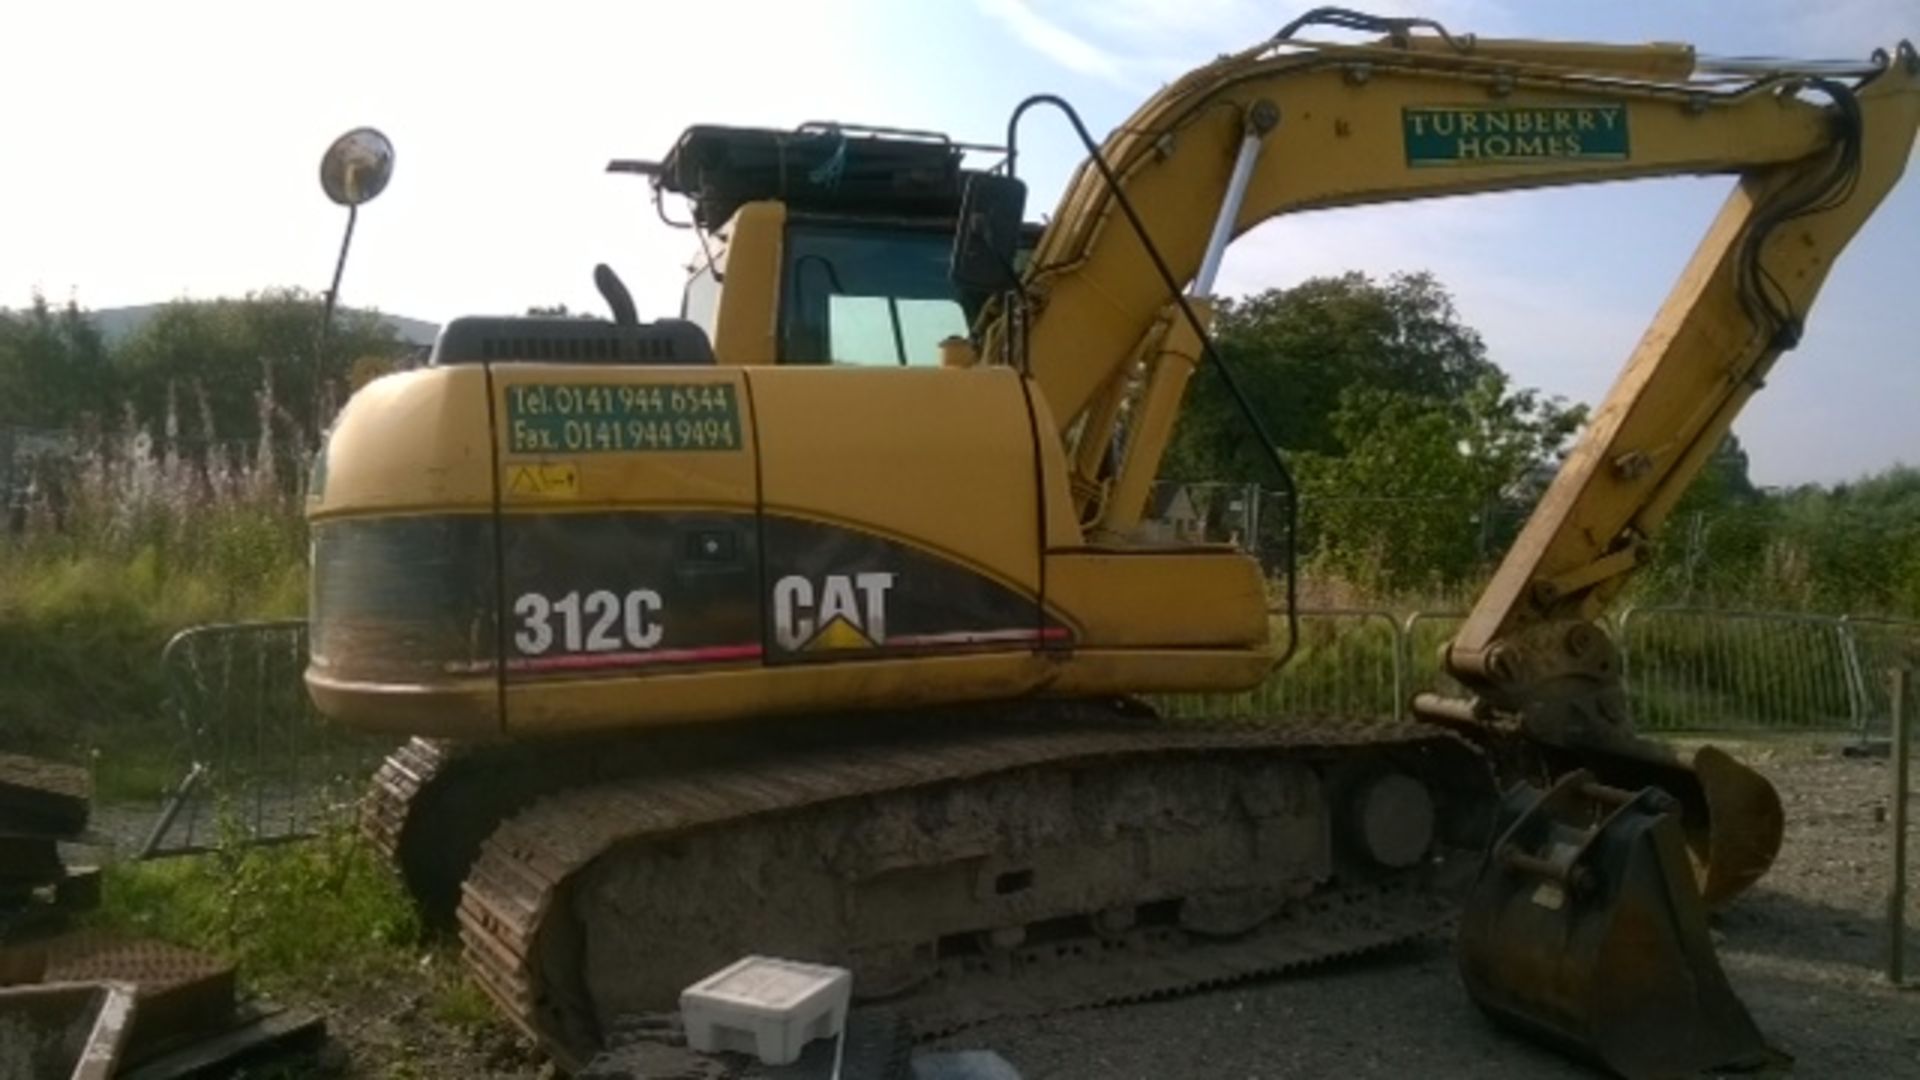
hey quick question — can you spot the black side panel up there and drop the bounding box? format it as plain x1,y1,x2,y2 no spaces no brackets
498,512,761,679
310,511,1070,687
762,516,1065,663
310,516,499,682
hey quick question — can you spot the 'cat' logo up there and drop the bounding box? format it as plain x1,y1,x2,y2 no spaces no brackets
773,572,895,651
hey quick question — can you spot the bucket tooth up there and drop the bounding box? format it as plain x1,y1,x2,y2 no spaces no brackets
1457,771,1782,1080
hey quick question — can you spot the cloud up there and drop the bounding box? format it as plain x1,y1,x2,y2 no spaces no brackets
974,0,1518,89
1771,0,1917,58
974,0,1128,84
1213,191,1680,414
1076,0,1511,43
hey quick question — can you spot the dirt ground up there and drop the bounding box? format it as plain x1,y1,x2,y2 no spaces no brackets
285,736,1920,1079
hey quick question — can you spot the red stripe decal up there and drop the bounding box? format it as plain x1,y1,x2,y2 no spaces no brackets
508,643,764,672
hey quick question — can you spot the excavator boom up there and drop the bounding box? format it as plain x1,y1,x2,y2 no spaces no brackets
990,26,1919,558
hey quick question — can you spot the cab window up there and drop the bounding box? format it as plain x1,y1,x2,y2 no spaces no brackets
781,222,968,366
681,260,721,340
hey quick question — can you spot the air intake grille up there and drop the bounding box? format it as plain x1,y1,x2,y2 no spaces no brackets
431,316,715,366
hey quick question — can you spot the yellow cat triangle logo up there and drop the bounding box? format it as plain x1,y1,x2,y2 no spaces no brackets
805,616,875,651
505,463,579,499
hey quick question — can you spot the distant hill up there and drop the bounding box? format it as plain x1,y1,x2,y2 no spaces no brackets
87,304,439,348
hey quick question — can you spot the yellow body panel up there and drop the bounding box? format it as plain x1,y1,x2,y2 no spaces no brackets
749,366,1042,596
499,651,1052,736
308,365,494,519
306,673,498,737
1046,550,1267,649
708,202,785,366
1038,648,1274,697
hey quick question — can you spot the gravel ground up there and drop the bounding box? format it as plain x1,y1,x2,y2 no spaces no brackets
111,735,1915,1079
931,738,1920,1079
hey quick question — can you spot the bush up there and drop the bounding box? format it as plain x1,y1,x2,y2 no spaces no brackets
1,413,306,793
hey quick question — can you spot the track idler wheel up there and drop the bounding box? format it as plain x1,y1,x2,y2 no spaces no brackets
1457,771,1782,1080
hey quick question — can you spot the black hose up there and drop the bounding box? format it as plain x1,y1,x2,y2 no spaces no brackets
1734,78,1863,352
1275,7,1469,51
1006,94,1300,668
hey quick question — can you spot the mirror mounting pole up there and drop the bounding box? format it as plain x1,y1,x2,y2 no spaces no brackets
323,205,358,334
314,199,360,422
312,127,395,451
312,203,360,445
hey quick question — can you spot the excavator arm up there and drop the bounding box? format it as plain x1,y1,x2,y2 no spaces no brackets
982,12,1919,902
970,17,1917,1071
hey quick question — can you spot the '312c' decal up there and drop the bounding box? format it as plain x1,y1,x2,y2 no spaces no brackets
513,590,664,655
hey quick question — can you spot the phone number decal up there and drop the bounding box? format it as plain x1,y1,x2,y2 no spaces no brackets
507,382,741,453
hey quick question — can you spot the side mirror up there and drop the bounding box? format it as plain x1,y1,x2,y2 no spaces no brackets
950,173,1027,304
319,128,396,207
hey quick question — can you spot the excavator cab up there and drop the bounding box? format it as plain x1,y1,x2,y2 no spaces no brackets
621,124,1034,369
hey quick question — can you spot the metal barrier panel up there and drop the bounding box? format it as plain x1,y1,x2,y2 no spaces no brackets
1156,608,1403,722
1842,617,1920,738
143,619,393,857
1619,608,1859,733
1404,611,1468,700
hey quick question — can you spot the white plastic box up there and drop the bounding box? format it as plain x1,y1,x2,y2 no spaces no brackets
680,955,852,1066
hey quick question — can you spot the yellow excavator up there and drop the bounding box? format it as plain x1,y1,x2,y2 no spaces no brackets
304,9,1920,1076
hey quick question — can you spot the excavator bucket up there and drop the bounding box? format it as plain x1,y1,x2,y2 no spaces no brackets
1457,771,1782,1080
1539,734,1784,911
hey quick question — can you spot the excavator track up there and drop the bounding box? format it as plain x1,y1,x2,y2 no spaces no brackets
387,705,1494,1068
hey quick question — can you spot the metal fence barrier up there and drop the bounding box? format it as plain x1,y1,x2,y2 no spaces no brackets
1618,608,1863,734
1842,616,1920,739
133,605,1920,855
1403,611,1468,702
1163,605,1920,738
1156,608,1403,721
142,619,394,857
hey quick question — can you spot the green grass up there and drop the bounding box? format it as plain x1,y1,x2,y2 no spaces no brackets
93,822,419,993
427,968,500,1032
0,505,306,793
91,819,512,1068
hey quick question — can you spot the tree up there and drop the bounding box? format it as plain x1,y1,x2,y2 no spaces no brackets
0,295,114,428
113,288,406,450
1294,372,1585,591
1769,467,1920,612
1165,271,1496,483
1639,434,1772,602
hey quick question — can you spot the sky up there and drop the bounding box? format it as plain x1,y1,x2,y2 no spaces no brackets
2,0,1916,485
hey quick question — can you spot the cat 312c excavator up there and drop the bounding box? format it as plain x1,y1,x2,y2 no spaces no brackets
304,9,1920,1076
